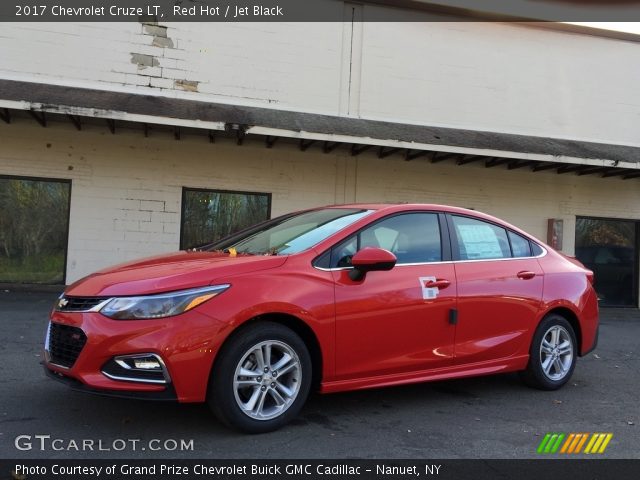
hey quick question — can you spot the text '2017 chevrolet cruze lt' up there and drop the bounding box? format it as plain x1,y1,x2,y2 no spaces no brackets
44,204,598,433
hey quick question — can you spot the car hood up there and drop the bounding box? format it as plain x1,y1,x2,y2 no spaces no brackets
65,251,288,297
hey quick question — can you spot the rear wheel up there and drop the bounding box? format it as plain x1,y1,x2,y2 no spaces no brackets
520,314,577,390
208,322,312,433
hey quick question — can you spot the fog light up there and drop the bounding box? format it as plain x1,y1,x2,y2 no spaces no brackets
133,358,162,370
115,354,163,371
103,353,171,384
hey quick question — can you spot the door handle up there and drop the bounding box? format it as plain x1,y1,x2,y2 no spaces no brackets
424,279,451,289
517,271,536,280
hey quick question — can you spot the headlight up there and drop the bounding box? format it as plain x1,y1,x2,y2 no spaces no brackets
100,285,230,320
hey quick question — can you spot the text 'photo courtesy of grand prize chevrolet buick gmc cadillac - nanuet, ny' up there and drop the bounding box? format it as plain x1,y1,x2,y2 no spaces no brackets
44,204,598,433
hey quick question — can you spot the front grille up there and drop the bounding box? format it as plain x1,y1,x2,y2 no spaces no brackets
47,323,87,368
57,296,106,312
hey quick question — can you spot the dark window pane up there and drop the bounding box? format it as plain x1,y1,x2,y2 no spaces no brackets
531,242,544,256
509,231,532,257
331,213,441,267
314,250,331,269
331,235,358,268
575,217,637,307
181,189,270,249
0,177,70,284
452,215,510,260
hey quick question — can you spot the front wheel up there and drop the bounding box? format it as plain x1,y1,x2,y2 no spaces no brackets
520,314,577,390
208,322,312,433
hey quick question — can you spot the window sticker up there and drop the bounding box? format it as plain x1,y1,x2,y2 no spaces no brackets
457,224,503,259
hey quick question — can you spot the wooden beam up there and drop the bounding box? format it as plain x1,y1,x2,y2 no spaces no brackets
532,163,558,172
299,139,315,151
351,144,371,156
67,114,82,131
557,164,586,174
29,110,46,127
507,160,535,170
431,153,458,163
602,169,627,178
225,123,247,145
378,147,401,159
323,141,339,154
236,128,245,146
485,158,510,168
0,108,10,124
577,167,611,176
404,149,426,161
456,155,484,166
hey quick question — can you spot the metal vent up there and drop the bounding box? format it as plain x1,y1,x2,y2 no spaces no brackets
46,322,87,368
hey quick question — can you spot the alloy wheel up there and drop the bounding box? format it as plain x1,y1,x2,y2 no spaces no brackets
233,340,302,421
539,325,574,381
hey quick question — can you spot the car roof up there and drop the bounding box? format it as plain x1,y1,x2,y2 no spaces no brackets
326,202,486,218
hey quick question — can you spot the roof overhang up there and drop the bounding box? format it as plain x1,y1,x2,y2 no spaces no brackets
0,79,638,178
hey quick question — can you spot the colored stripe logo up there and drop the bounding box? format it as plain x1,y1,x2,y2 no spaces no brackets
537,433,613,454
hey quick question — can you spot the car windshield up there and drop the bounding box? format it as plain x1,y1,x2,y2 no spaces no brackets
207,208,373,255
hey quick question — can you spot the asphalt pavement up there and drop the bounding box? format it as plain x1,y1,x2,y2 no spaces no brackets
0,291,637,459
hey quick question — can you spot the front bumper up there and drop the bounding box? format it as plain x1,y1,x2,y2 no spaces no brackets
43,365,177,401
43,308,229,402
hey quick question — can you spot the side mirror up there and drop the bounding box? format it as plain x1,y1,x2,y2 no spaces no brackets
349,247,397,281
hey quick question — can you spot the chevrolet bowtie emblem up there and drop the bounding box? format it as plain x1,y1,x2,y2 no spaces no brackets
58,298,69,308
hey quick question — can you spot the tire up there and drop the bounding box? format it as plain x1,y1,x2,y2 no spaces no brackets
520,314,577,390
208,322,312,433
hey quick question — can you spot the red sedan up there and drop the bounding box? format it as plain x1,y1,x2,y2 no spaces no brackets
44,204,598,433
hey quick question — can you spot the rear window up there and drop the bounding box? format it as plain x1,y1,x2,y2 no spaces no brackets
509,231,532,258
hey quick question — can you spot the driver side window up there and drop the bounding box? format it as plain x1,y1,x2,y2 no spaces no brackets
330,213,442,268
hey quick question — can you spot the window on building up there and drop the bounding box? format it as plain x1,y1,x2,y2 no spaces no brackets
575,217,638,307
0,176,71,284
452,215,511,260
180,188,271,250
330,213,442,267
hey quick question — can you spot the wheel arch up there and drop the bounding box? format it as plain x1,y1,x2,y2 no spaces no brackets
542,306,583,355
208,312,323,395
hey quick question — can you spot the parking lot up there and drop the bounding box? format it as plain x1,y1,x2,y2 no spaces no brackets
1,291,638,459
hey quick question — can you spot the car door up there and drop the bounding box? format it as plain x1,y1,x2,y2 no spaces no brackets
331,212,457,381
447,214,544,365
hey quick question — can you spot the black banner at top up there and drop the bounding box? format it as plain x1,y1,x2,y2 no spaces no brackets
2,0,640,22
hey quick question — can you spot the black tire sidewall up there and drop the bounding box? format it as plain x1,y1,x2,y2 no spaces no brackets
525,314,577,390
208,322,312,433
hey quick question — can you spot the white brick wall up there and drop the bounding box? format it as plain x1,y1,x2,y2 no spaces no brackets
1,18,638,147
2,120,640,284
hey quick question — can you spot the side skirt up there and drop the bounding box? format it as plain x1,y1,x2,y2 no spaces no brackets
320,355,530,394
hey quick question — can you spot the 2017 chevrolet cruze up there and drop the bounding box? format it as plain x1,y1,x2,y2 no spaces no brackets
44,204,598,433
